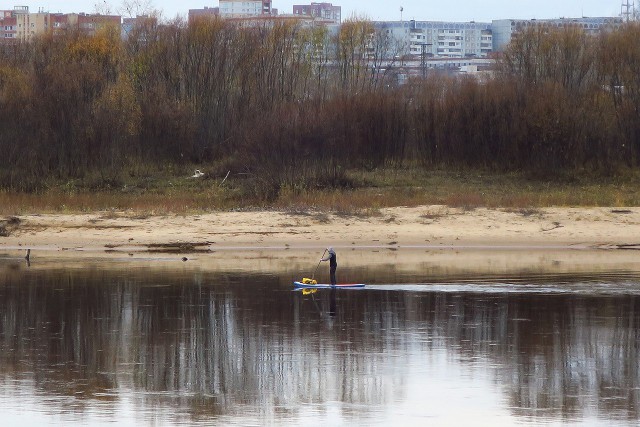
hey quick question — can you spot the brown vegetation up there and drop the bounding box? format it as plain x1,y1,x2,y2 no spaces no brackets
1,19,640,201
0,216,20,236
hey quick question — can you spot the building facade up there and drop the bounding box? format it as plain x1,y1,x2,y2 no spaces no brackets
376,20,493,59
219,1,272,17
188,6,220,23
293,2,341,24
1,9,18,41
53,13,121,37
491,17,624,51
122,15,157,39
1,6,53,42
1,6,121,42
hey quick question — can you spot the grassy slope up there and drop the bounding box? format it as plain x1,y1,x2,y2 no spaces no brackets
1,168,639,215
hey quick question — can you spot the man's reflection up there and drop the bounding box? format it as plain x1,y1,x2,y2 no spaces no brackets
301,287,338,318
329,287,337,317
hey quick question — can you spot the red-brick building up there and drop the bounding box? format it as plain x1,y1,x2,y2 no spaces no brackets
1,6,121,43
188,7,220,24
52,13,121,37
0,9,18,41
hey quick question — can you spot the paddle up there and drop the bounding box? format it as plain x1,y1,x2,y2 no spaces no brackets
311,248,327,281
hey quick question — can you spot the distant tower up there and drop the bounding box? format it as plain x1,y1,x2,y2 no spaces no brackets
400,6,403,22
622,0,635,22
262,0,271,15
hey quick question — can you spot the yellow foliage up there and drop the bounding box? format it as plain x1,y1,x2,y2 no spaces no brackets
0,66,32,105
66,33,120,64
92,75,141,137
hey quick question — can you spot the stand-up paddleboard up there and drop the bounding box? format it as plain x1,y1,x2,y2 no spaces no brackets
294,281,365,289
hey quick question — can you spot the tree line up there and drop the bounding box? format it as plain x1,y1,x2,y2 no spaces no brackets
1,19,639,195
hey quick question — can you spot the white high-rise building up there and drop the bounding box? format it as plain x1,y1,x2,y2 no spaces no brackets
219,0,272,17
491,17,623,51
377,20,493,59
293,3,341,24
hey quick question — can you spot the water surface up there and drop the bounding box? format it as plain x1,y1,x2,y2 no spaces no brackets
0,255,639,425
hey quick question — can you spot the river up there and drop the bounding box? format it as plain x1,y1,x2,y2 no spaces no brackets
0,250,639,425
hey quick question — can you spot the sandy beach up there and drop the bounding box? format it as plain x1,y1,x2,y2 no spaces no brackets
1,205,640,282
2,206,639,252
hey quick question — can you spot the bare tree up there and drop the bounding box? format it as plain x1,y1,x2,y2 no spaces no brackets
120,0,156,18
94,0,114,15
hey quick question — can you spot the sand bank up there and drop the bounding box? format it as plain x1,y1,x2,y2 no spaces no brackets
1,206,640,280
2,206,639,252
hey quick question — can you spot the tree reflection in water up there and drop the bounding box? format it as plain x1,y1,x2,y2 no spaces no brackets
0,265,638,424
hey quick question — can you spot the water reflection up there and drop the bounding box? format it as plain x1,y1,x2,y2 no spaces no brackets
0,262,639,425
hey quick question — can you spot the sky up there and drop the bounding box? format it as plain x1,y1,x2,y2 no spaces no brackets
11,0,625,22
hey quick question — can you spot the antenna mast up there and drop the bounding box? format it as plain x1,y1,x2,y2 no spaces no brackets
622,0,635,22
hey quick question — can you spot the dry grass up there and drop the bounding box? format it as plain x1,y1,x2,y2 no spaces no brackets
0,216,21,236
1,169,640,215
503,207,545,218
419,206,451,222
0,189,237,215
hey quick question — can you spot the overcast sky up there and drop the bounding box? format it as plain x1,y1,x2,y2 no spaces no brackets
14,0,624,22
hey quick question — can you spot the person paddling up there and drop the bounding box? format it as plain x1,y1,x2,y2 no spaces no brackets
320,247,337,286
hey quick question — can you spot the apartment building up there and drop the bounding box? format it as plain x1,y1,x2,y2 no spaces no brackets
122,15,157,39
293,2,341,24
1,10,17,41
219,1,273,17
188,7,220,23
376,20,493,59
224,14,338,30
1,6,121,42
492,17,624,51
53,13,121,37
189,3,339,30
1,6,53,41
